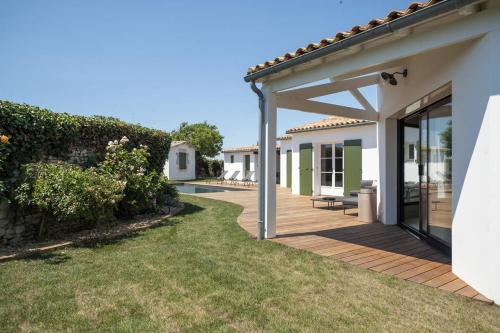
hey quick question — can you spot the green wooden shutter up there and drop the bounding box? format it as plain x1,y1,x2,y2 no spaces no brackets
299,143,313,196
343,139,362,197
179,152,187,170
286,150,292,188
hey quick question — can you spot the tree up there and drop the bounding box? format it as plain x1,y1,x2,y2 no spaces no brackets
171,122,224,158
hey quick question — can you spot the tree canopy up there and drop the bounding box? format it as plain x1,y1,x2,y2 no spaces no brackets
171,122,224,158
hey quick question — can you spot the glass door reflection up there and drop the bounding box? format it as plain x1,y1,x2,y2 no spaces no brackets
427,104,452,245
402,115,420,231
400,97,452,249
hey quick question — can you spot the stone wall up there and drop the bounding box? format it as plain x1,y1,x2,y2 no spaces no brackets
47,148,94,166
0,200,37,245
1,148,96,246
0,197,105,246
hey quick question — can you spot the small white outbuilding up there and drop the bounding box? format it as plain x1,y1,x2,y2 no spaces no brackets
164,141,196,181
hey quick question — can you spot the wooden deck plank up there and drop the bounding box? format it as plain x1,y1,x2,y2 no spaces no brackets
191,184,490,302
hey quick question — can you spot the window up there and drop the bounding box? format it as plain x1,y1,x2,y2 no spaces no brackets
178,152,187,170
334,143,343,187
320,144,333,186
321,143,344,188
230,155,234,163
408,143,415,160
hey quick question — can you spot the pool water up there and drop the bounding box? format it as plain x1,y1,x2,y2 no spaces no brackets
175,183,247,194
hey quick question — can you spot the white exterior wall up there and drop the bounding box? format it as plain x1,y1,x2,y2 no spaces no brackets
164,143,196,181
223,152,258,181
287,124,378,197
376,20,500,301
279,140,292,187
256,3,500,302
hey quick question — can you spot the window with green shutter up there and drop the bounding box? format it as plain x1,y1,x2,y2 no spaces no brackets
178,152,187,170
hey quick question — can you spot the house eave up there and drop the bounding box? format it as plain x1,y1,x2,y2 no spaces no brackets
243,0,483,83
286,121,376,135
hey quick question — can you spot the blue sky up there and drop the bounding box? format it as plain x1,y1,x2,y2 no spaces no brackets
0,0,411,152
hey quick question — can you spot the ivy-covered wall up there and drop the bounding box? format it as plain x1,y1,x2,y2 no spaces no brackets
0,100,171,201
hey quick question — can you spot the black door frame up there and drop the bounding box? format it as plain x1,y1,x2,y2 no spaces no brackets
397,95,452,256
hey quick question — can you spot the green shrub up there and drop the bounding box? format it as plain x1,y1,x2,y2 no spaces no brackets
0,101,171,200
99,138,177,218
155,173,178,207
15,163,125,238
208,159,224,177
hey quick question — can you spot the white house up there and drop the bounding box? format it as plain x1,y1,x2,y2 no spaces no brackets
223,145,280,182
164,141,196,181
278,116,378,197
244,0,500,303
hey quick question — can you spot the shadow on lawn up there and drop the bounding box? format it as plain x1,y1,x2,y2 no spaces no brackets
13,201,206,264
23,252,72,265
72,201,205,249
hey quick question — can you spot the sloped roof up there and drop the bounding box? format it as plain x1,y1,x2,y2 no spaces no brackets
277,135,292,141
223,145,281,153
247,0,442,75
223,145,259,153
286,116,374,134
171,140,188,148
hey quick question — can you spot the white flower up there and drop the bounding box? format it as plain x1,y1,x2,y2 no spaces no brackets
119,136,129,145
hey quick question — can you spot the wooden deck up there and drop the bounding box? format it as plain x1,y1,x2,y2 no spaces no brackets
191,183,489,302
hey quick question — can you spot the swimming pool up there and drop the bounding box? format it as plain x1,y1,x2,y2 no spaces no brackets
175,183,248,194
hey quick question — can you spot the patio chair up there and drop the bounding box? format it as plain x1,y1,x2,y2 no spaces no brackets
341,196,359,214
214,170,228,184
227,171,240,185
349,180,377,196
241,171,255,186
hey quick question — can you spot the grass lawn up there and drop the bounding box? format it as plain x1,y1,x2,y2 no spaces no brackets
1,195,499,332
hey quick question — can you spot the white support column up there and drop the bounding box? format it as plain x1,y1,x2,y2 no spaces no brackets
263,84,277,238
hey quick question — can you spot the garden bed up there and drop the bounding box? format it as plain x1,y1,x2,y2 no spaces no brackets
0,204,183,263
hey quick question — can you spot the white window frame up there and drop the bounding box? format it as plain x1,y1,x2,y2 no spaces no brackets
320,143,333,188
320,143,344,190
333,143,344,189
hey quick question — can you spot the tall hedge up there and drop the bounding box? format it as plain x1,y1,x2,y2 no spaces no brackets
0,100,171,199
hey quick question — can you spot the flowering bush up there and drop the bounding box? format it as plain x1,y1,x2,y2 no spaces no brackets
13,136,177,239
0,100,171,201
16,163,125,238
100,137,177,218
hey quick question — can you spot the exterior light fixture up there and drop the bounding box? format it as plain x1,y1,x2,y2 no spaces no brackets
381,69,408,86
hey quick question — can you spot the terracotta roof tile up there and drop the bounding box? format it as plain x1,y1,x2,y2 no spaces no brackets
286,116,374,134
223,145,259,153
247,1,441,75
277,135,292,141
223,145,280,153
171,140,188,147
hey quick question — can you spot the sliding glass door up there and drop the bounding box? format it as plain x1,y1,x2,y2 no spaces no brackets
400,96,452,249
427,105,452,246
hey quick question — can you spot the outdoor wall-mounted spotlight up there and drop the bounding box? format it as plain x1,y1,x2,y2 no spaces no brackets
381,69,408,86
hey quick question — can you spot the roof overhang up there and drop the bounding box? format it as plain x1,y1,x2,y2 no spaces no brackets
244,0,484,83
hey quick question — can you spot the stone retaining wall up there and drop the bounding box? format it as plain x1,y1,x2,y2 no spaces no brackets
0,198,109,246
0,148,95,246
0,200,45,245
1,147,96,246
